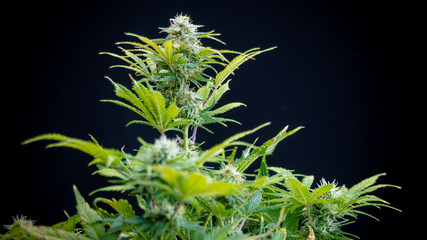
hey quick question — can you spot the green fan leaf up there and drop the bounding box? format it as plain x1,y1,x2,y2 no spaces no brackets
103,77,181,134
21,225,90,240
214,47,276,88
196,122,270,166
23,133,124,167
284,178,310,205
236,125,303,172
206,102,246,117
156,166,242,201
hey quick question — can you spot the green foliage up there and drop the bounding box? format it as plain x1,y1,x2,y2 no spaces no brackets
4,14,400,240
102,77,185,134
22,133,125,167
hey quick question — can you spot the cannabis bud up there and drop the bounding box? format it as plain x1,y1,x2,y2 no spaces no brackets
160,14,203,47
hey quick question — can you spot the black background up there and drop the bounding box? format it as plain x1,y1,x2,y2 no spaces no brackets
3,0,418,239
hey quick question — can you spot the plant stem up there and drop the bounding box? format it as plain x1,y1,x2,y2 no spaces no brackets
244,206,286,240
191,124,198,142
183,124,190,155
203,215,212,228
203,89,214,107
169,201,184,223
189,88,215,143
307,205,313,223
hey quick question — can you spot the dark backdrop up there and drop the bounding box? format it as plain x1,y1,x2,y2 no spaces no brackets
3,1,417,239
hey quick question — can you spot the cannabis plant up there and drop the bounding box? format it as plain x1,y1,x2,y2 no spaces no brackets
2,15,400,240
